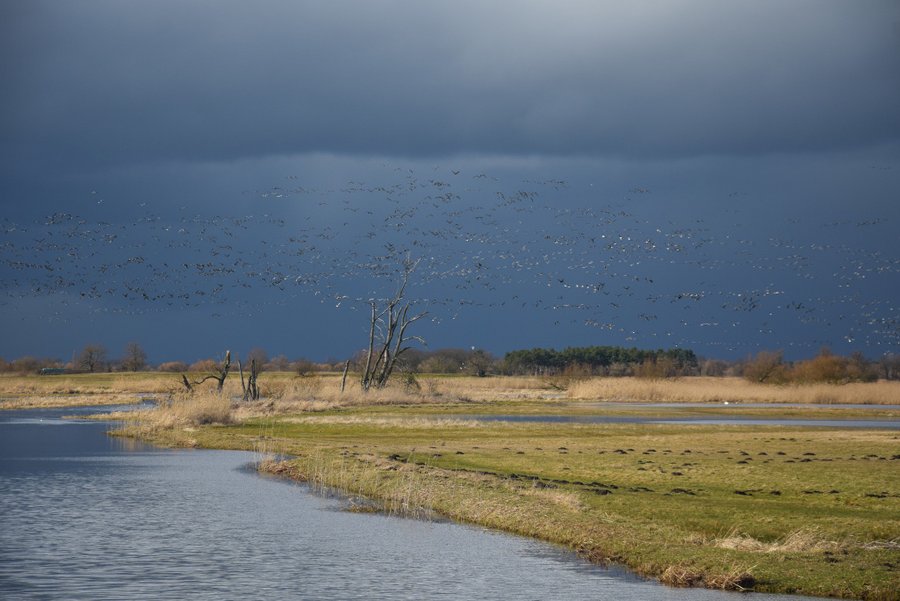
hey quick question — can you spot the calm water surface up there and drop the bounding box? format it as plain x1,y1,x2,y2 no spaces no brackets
0,406,818,600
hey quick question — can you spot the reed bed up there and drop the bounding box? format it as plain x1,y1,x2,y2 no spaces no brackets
124,391,232,433
4,372,900,414
262,374,900,407
234,374,556,418
0,392,146,410
0,372,177,396
566,377,900,405
425,375,561,399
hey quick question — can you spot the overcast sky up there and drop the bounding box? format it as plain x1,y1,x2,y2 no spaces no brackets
2,1,899,364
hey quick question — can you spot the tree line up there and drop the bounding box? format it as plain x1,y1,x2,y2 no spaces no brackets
3,344,899,384
501,346,699,376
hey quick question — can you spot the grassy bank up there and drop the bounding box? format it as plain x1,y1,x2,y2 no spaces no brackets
114,391,900,600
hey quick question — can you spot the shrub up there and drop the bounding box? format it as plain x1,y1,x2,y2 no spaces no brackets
742,351,787,384
635,356,678,379
189,359,218,372
158,361,189,372
148,392,232,427
790,348,878,383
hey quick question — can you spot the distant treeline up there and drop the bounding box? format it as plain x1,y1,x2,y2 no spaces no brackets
502,346,699,376
3,345,900,383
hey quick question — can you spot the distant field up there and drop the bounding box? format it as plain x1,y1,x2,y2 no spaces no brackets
2,372,899,410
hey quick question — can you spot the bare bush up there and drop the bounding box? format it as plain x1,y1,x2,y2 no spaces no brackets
158,361,189,372
121,342,147,372
742,351,787,384
76,344,107,373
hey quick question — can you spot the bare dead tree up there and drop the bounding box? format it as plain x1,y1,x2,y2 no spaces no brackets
361,256,427,391
121,341,147,372
180,350,231,393
76,344,107,373
340,359,350,393
239,357,261,401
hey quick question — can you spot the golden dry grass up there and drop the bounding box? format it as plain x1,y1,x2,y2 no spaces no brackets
566,376,900,405
713,528,842,554
233,374,561,418
265,373,900,407
0,393,147,410
265,374,558,403
0,372,176,396
659,565,756,591
4,372,900,415
126,392,232,431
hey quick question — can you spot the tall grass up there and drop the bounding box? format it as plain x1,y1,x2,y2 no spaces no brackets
566,377,900,405
128,391,232,431
5,371,899,412
0,372,177,395
244,374,542,409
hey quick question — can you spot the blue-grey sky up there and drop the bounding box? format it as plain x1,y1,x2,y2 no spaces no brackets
2,1,899,364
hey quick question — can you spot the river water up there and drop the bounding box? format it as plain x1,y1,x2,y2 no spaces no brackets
0,406,818,600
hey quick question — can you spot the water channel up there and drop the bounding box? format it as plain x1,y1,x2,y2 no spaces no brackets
0,406,818,600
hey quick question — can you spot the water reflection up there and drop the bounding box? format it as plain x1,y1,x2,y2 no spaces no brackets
0,407,819,600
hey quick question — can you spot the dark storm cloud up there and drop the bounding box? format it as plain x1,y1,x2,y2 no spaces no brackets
2,1,899,363
3,0,899,174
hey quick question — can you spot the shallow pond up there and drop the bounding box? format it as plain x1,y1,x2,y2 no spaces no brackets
0,406,818,600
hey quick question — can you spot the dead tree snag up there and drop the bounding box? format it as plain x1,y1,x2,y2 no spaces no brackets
180,350,231,393
239,357,261,401
360,256,427,391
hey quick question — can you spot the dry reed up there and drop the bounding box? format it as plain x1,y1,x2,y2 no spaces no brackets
566,377,900,405
713,528,842,553
0,373,176,396
661,564,756,591
129,391,232,430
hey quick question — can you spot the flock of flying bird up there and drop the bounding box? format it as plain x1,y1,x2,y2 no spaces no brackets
1,165,897,356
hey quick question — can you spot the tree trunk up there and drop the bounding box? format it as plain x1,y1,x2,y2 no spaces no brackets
340,359,350,393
